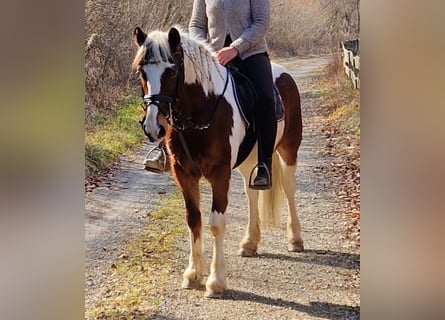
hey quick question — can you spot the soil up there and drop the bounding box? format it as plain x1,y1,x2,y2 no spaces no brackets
85,55,360,320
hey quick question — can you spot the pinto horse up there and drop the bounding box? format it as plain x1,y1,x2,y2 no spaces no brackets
132,27,303,298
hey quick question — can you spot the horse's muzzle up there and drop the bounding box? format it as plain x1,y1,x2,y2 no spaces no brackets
158,125,166,139
140,117,155,142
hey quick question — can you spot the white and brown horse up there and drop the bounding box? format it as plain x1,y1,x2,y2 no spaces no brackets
132,27,303,298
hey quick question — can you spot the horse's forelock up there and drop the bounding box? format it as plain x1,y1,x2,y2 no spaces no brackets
132,45,147,69
132,30,173,69
132,28,224,94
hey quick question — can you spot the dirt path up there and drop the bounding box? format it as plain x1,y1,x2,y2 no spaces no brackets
85,55,360,319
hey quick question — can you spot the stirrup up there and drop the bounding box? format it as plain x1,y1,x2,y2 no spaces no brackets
143,146,167,173
248,163,271,190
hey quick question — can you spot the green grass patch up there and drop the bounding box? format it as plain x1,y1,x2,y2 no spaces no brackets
86,191,187,320
85,99,145,176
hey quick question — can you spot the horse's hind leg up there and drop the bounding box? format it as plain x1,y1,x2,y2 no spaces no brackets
237,159,261,257
175,172,206,289
278,154,304,252
204,169,230,298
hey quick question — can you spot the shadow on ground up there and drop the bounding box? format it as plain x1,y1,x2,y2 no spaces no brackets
223,289,359,320
259,249,360,270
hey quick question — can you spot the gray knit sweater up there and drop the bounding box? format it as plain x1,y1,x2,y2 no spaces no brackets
189,0,270,60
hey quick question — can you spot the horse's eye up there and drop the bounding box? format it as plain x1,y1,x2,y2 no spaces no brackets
135,70,141,76
165,67,177,78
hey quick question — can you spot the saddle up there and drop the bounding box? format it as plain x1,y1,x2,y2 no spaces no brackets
226,63,285,168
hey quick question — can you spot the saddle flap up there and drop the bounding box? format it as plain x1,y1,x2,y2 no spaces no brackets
228,63,285,128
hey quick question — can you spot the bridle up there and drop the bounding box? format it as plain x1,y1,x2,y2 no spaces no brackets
140,51,229,133
138,46,229,166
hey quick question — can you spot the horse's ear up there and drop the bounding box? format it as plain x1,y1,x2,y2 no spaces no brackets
133,27,147,47
168,27,181,53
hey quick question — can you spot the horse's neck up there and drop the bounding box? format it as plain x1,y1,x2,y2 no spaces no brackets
183,50,226,96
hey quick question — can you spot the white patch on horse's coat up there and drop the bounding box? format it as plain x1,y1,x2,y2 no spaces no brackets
183,227,205,285
142,62,174,95
275,120,285,148
208,210,226,233
225,79,246,168
271,62,287,79
144,104,161,139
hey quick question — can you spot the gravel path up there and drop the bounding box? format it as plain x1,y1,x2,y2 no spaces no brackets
85,55,360,319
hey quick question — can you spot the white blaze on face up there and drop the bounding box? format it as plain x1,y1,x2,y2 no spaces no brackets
142,61,174,140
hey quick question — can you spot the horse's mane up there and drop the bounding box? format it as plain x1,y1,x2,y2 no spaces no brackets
132,27,224,93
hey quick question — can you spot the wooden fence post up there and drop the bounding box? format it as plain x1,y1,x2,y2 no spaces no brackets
341,39,360,89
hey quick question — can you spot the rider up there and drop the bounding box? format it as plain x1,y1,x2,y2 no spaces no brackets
189,0,276,189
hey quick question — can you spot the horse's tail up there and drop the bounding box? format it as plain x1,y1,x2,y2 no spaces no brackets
258,152,283,228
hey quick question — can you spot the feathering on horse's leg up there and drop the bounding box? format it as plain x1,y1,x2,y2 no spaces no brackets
205,210,227,298
204,172,230,298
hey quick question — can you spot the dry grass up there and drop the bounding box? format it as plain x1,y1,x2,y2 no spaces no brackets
85,192,187,319
85,0,359,129
269,0,360,56
85,0,193,127
324,54,360,128
321,54,360,249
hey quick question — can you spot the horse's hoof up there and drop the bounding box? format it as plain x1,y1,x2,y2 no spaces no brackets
204,289,225,299
238,247,257,257
288,242,304,252
182,278,203,289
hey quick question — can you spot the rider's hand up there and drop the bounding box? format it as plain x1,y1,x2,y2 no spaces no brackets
215,46,238,66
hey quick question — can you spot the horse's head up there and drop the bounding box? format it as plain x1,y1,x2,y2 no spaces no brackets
132,27,184,142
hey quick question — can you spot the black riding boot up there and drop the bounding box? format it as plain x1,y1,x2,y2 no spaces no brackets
251,128,274,190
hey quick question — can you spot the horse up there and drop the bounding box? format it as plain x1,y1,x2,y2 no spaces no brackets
132,26,304,298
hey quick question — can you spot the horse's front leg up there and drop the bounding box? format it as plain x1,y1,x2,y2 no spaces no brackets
174,170,206,289
205,169,230,298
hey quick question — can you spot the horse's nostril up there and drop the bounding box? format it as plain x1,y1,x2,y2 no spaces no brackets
159,126,166,138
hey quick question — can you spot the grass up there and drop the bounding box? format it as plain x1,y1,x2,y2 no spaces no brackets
323,54,360,135
85,98,146,176
85,191,187,320
329,104,360,135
